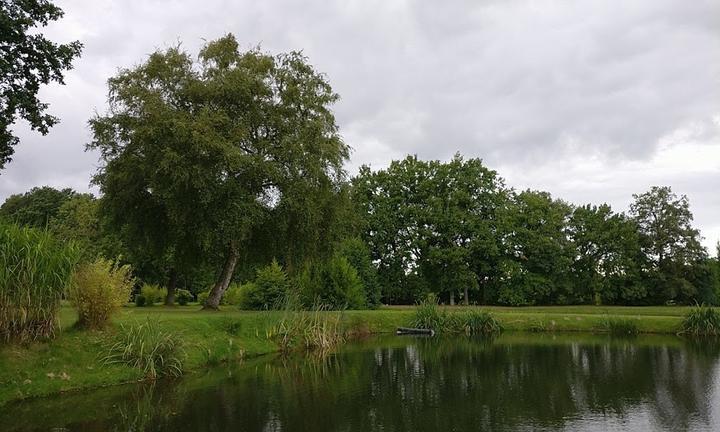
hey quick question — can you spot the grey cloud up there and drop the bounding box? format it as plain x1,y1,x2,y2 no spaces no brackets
1,0,718,248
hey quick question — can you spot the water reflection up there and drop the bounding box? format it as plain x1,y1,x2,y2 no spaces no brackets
2,333,719,432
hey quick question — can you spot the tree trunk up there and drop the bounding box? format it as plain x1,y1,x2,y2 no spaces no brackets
164,268,177,306
449,291,455,306
463,286,469,306
203,244,239,310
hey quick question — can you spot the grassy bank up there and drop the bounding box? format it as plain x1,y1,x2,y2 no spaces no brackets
0,304,688,405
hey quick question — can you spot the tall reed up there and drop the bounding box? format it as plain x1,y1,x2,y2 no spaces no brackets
680,305,720,336
268,304,345,354
0,224,78,342
103,319,185,379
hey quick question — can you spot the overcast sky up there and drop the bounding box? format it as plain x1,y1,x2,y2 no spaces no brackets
2,0,719,252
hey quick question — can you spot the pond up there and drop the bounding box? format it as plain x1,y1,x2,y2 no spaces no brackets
2,333,719,431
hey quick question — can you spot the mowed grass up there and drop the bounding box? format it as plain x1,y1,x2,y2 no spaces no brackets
0,304,687,405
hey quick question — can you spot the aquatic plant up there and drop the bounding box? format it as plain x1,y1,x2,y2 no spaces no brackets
0,224,78,342
680,305,720,336
103,319,185,379
268,305,345,353
602,318,639,336
411,296,446,331
462,310,503,335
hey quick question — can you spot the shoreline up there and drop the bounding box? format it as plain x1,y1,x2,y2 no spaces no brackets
0,305,689,406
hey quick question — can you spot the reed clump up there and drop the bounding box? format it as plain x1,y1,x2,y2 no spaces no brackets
0,224,78,343
103,319,185,379
411,296,502,335
268,304,345,354
602,318,639,336
680,305,720,337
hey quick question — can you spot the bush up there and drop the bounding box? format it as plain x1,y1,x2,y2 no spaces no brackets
68,259,134,329
224,283,246,306
680,305,720,336
140,284,166,306
296,255,366,310
337,238,381,308
197,291,209,306
242,260,290,310
134,294,147,307
176,289,192,306
0,224,79,342
103,319,185,379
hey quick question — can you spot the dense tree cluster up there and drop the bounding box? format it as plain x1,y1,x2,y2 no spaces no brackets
1,34,717,308
355,157,718,305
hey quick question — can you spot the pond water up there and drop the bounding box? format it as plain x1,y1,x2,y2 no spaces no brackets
2,333,720,432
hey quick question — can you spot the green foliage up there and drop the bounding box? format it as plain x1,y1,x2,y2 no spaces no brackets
90,34,350,310
0,224,78,342
602,318,639,336
176,289,192,306
68,259,134,329
197,291,209,306
134,295,146,307
241,260,290,310
0,186,78,228
103,319,185,379
0,0,83,168
462,310,503,335
410,296,501,335
297,255,366,310
140,284,166,306
680,305,720,336
411,296,445,331
223,284,246,306
268,306,345,353
337,238,381,308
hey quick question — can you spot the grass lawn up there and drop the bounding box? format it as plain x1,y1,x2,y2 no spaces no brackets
0,304,689,406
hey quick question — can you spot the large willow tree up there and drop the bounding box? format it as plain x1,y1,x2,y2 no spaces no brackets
89,35,348,309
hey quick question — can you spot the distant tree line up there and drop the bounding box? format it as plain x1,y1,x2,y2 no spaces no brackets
1,34,717,308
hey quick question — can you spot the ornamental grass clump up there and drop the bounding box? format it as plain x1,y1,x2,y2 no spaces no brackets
680,305,720,337
103,319,185,379
462,310,503,335
268,304,344,354
602,318,639,336
68,258,134,329
411,295,446,331
0,224,78,343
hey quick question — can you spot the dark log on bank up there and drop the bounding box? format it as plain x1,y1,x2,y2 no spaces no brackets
396,327,435,336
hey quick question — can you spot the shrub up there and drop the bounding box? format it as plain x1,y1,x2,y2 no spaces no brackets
176,289,192,306
0,224,79,342
68,259,134,329
296,255,366,310
410,296,502,335
337,238,382,308
224,283,246,306
242,260,290,310
197,291,209,306
680,305,720,336
134,294,147,307
602,318,639,336
103,319,185,379
140,284,166,306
